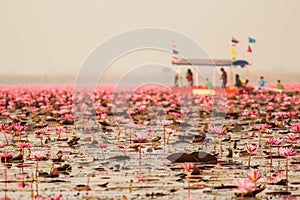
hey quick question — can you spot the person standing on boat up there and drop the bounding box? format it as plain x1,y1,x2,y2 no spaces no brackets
174,72,181,87
258,76,266,89
277,80,284,90
185,69,193,87
220,68,227,89
235,74,242,88
205,78,213,89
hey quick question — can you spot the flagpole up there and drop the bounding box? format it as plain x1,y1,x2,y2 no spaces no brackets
246,43,250,80
178,65,182,87
246,37,256,81
246,45,252,81
212,67,216,89
229,36,235,88
195,68,199,87
229,37,232,88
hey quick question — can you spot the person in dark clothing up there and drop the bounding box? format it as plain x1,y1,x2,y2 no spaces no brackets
174,72,181,87
220,68,227,89
235,74,242,88
185,69,193,87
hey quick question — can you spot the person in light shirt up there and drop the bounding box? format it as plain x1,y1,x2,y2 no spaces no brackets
205,78,213,89
258,76,266,89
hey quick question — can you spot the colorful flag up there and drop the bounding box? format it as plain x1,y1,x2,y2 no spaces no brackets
231,47,236,55
247,45,252,53
231,36,239,44
248,37,256,44
172,42,180,63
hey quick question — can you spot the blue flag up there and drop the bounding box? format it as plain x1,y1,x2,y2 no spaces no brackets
248,37,256,44
231,36,239,44
173,49,179,54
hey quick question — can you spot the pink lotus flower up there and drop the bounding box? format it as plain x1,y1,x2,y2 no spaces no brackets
137,105,147,112
13,123,27,132
160,120,171,126
245,144,257,153
16,142,31,149
241,110,250,117
135,134,147,142
0,124,11,131
279,147,297,183
127,121,136,129
84,125,94,131
10,115,18,120
287,133,298,147
219,129,227,135
251,104,259,109
165,128,174,134
13,123,27,141
55,126,66,140
265,138,274,145
277,111,288,118
273,138,285,146
126,109,135,116
265,177,278,183
45,116,53,120
274,138,285,156
289,111,298,117
291,123,300,133
55,126,66,133
31,151,46,160
288,133,298,141
135,134,148,159
279,147,296,157
246,169,261,183
181,163,195,172
35,128,47,146
260,111,267,115
232,179,255,195
181,163,194,190
218,128,227,155
0,152,13,158
209,126,222,134
245,144,257,167
0,141,5,148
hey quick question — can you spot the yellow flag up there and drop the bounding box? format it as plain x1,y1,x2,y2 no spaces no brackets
231,47,236,55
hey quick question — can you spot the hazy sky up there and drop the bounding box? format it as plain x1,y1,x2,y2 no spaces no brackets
1,0,300,76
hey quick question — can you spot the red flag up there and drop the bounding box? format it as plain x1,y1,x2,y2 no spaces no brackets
247,45,252,53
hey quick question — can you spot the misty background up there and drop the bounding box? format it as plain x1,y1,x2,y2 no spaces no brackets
0,0,299,84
